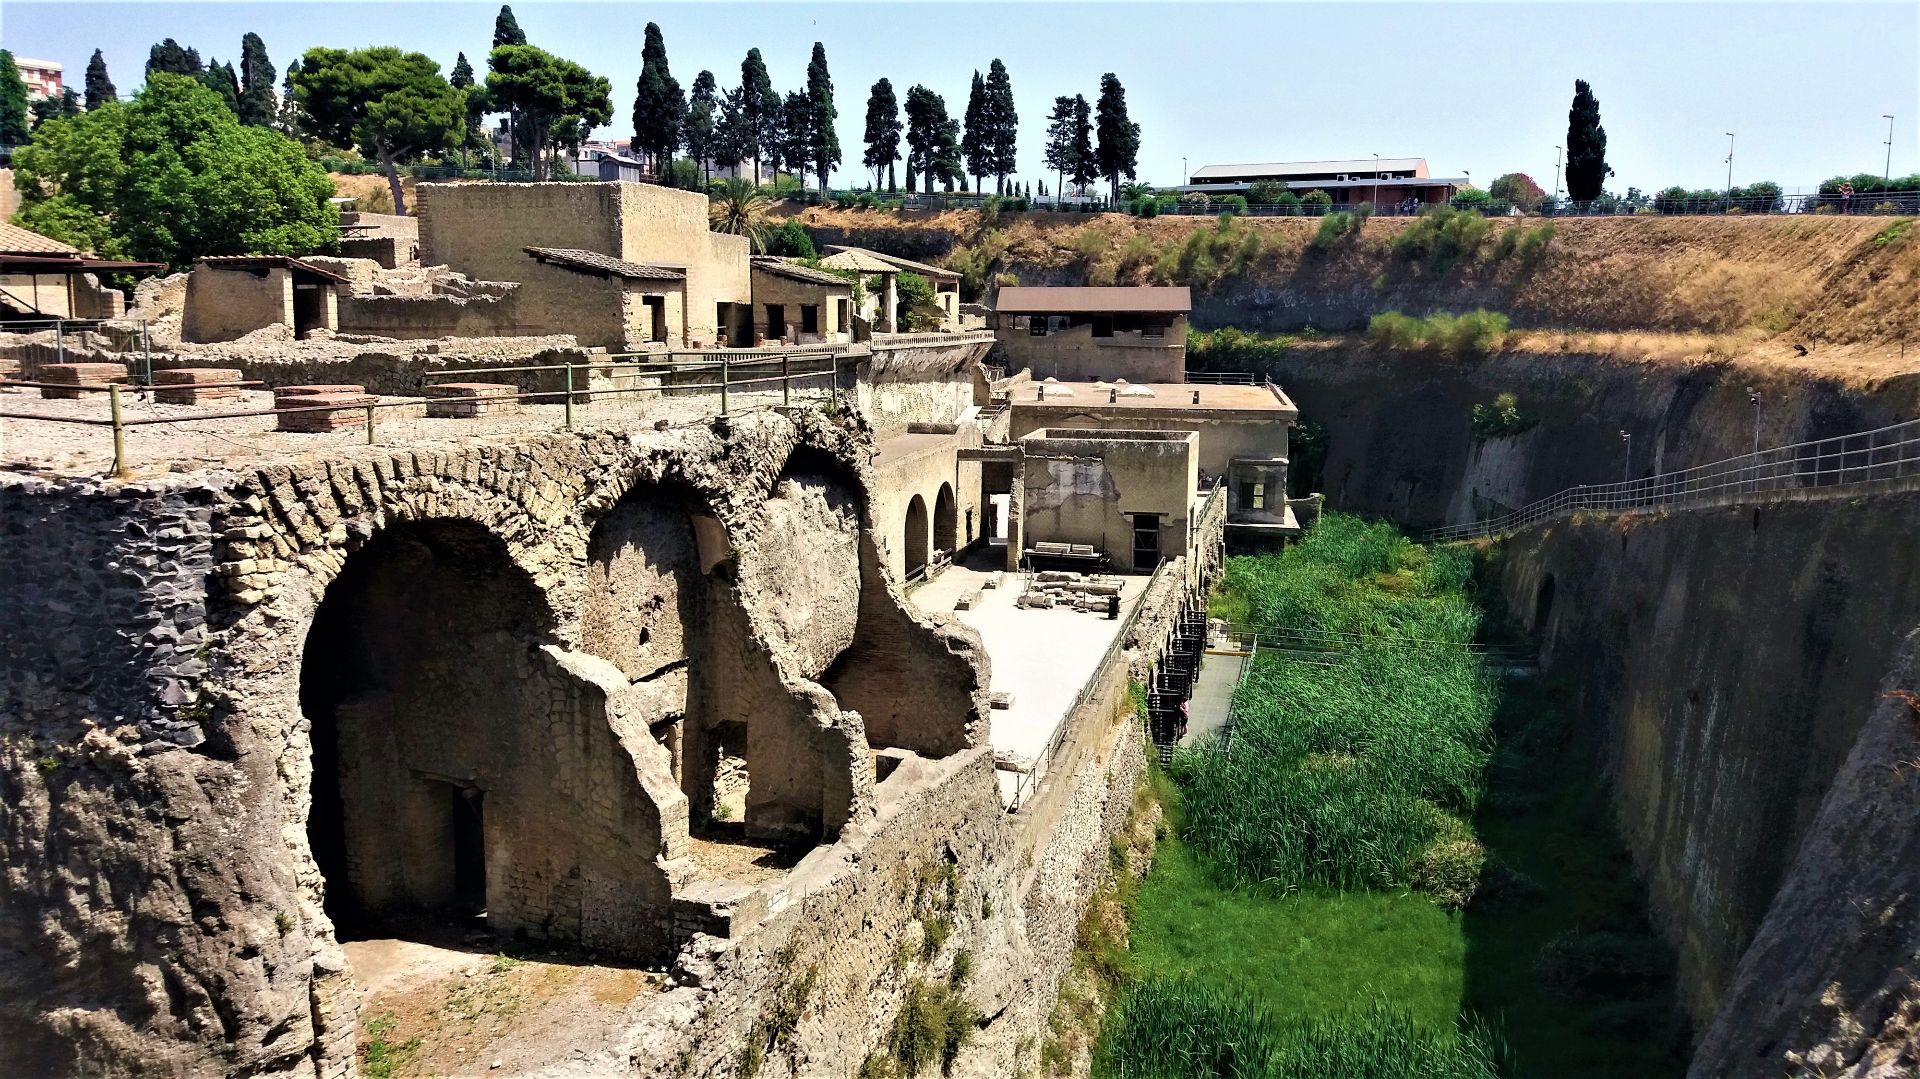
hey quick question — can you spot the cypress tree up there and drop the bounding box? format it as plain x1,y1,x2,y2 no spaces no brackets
686,70,717,182
238,33,277,126
493,5,527,48
1069,94,1096,189
862,77,901,192
805,42,839,194
202,60,241,115
738,48,775,184
84,49,116,110
1565,78,1612,202
779,89,812,180
984,58,1015,194
146,39,204,78
631,23,685,173
1094,72,1140,201
961,71,990,194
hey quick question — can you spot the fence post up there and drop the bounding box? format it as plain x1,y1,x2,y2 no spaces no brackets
55,320,65,367
563,364,574,431
829,351,838,405
782,353,791,407
364,400,376,445
141,321,153,385
720,353,730,416
108,382,127,477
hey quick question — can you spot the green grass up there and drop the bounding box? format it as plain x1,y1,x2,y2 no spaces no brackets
1094,515,1688,1079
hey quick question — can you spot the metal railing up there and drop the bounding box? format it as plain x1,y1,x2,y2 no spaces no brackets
0,317,156,383
1,351,846,476
1183,371,1256,385
1429,415,1920,543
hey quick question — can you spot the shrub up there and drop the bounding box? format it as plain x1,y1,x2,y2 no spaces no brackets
1367,310,1509,359
1488,172,1546,211
1451,188,1492,211
1246,180,1286,204
1873,218,1915,246
1300,188,1333,213
1515,222,1555,261
765,218,817,259
1136,198,1159,219
888,978,978,1077
1221,194,1249,214
1273,190,1303,216
1310,211,1361,251
1471,392,1537,439
896,272,944,330
1389,206,1492,273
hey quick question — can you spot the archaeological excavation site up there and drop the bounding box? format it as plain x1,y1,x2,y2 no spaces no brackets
3,131,1920,1079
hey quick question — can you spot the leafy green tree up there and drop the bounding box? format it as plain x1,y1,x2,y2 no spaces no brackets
1042,94,1074,198
15,74,332,266
775,90,812,179
685,69,717,182
493,5,527,48
631,23,684,174
707,177,771,251
1043,93,1095,196
1565,79,1612,202
238,33,277,126
146,39,203,78
84,49,116,110
1094,73,1139,201
805,42,839,194
903,84,953,194
961,71,990,194
1488,172,1545,211
448,52,493,162
984,59,1016,194
713,86,754,180
485,44,610,180
862,77,901,192
30,89,83,130
766,217,815,258
737,48,777,184
295,47,466,213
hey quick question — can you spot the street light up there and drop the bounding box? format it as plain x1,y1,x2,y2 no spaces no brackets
1747,387,1762,490
1620,430,1632,485
1725,133,1735,203
1552,145,1563,202
1886,115,1897,190
1373,152,1380,212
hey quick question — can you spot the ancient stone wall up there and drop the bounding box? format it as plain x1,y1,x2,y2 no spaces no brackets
182,265,292,343
0,411,1000,1077
994,316,1188,383
1494,490,1920,1049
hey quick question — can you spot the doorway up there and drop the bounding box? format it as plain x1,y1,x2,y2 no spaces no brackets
766,304,787,342
1130,513,1162,570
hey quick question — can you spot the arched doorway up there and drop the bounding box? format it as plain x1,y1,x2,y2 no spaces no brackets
1534,574,1557,629
933,483,958,558
303,519,550,940
904,494,930,579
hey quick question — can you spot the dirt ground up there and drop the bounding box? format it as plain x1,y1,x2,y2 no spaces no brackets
344,936,659,1077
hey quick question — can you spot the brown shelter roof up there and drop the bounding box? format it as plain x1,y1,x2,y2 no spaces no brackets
994,286,1192,315
524,247,686,281
0,222,79,257
819,248,899,274
823,245,959,280
198,255,350,285
751,257,855,288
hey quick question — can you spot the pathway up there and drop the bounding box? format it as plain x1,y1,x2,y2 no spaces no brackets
1179,648,1248,747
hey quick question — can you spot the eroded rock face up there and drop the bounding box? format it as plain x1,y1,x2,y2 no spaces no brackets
745,472,863,679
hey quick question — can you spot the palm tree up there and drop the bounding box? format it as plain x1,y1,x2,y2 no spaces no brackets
708,178,772,252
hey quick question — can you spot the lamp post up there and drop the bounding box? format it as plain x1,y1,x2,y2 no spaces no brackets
1747,387,1762,491
1725,132,1735,204
1620,430,1632,486
1372,152,1380,212
1886,115,1897,190
1552,145,1563,203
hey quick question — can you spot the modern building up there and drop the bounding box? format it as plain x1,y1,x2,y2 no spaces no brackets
991,286,1191,383
1179,157,1465,208
1004,377,1301,539
14,58,63,101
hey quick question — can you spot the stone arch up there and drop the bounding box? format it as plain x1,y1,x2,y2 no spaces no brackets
934,482,958,557
1534,573,1558,629
904,494,930,579
303,516,675,958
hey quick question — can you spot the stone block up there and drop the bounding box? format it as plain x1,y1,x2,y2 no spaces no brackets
152,367,246,405
425,381,520,419
277,391,377,433
39,362,129,399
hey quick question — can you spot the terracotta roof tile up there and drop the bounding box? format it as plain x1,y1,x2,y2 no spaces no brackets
523,247,686,281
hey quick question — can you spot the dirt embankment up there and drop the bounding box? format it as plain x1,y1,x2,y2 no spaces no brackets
786,206,1920,348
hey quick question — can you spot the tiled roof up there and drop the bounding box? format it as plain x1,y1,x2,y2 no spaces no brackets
198,255,350,284
0,222,79,257
751,257,854,287
523,247,686,281
1191,158,1428,180
819,248,900,274
824,245,959,279
994,286,1192,315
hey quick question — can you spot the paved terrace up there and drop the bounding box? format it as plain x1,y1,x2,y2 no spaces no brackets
910,552,1151,807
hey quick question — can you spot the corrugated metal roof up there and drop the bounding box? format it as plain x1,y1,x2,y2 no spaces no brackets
524,247,686,281
819,248,900,274
1191,158,1428,180
0,222,79,257
994,286,1192,315
824,245,959,279
751,257,855,288
199,255,350,284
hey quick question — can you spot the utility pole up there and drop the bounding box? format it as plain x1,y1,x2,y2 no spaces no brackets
1747,387,1762,491
1620,430,1632,485
1725,132,1736,203
1373,152,1380,212
1886,115,1897,190
1552,144,1563,203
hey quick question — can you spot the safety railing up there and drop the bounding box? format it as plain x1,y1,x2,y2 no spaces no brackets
1183,370,1257,385
1429,415,1920,543
0,351,845,477
0,317,157,382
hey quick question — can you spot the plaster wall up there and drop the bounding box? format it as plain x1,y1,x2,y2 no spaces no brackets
748,266,851,343
1018,429,1197,572
182,266,293,343
1009,403,1291,478
994,316,1188,383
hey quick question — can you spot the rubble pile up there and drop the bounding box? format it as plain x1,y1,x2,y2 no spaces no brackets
1016,569,1125,612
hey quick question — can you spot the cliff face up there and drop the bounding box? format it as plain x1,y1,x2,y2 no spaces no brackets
1493,492,1920,1062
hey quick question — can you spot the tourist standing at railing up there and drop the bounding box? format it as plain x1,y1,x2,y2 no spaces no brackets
1840,183,1854,214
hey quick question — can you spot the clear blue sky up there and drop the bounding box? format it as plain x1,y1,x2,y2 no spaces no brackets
4,2,1915,193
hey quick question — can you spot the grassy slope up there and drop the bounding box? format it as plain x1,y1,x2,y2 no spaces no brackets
1102,518,1688,1078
